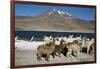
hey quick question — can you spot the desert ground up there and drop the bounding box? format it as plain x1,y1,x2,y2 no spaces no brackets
15,40,95,66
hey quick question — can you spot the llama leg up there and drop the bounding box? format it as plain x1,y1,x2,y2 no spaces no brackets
36,53,39,60
37,53,42,61
77,51,80,56
46,54,49,61
58,51,61,57
55,52,58,56
76,51,80,58
87,47,89,54
71,51,77,57
67,48,73,57
64,48,68,57
51,52,55,59
89,46,94,55
67,51,71,57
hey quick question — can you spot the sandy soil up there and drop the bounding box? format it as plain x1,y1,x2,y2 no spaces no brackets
15,49,94,66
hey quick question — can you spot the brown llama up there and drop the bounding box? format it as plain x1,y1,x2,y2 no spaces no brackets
68,40,81,57
53,39,66,57
36,38,55,61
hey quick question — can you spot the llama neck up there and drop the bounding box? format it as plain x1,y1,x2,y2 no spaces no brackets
60,40,64,46
52,38,55,46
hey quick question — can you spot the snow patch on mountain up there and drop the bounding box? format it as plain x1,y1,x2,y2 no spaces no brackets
61,11,66,14
57,10,63,16
52,9,72,17
66,12,72,16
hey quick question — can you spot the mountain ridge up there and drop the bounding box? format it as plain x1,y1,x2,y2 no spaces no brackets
15,9,94,32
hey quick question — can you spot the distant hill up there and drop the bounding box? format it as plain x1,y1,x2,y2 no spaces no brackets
15,9,94,32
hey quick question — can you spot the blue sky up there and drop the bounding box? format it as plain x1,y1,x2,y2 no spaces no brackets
15,4,95,20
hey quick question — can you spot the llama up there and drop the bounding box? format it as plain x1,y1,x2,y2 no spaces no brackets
86,38,94,54
36,37,55,61
64,40,81,57
53,38,66,57
80,37,94,54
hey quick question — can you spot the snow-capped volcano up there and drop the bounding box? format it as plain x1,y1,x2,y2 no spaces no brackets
15,9,94,32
